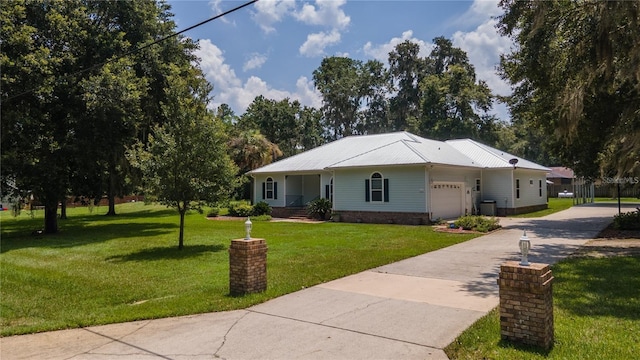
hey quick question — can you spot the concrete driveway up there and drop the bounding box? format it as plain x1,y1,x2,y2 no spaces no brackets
1,203,635,359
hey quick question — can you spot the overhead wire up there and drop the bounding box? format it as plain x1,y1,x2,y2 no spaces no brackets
1,0,259,104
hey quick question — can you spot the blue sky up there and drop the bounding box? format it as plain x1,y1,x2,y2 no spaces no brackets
167,0,512,120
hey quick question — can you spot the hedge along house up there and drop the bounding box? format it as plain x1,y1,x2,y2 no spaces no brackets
247,132,549,224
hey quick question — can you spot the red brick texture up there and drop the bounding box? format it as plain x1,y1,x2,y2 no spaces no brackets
498,261,554,349
229,238,267,296
336,211,430,225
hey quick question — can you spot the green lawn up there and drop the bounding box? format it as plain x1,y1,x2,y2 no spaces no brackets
511,198,575,218
0,202,478,336
445,255,640,359
511,197,640,219
594,197,640,203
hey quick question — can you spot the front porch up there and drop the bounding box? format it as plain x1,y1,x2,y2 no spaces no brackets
258,174,326,218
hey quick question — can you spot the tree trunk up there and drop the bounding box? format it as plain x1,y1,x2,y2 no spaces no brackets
106,170,117,216
178,208,185,250
44,202,58,234
60,199,67,220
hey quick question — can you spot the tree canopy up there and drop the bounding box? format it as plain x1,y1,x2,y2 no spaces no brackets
1,0,202,232
310,38,500,145
128,66,237,250
498,0,640,177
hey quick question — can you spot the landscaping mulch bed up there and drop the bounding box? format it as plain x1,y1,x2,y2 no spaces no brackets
432,225,485,234
572,224,640,258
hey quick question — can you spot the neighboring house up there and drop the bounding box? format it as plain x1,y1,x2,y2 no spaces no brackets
247,132,549,224
546,167,575,197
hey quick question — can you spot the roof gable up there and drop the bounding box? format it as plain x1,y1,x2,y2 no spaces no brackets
547,167,574,178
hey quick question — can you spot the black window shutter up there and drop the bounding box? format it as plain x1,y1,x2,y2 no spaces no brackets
365,179,370,202
262,182,265,199
384,179,389,202
325,185,330,199
274,182,278,199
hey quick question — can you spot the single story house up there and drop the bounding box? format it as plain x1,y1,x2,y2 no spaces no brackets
247,132,549,224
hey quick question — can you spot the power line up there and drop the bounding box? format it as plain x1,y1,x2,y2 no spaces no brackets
2,0,259,104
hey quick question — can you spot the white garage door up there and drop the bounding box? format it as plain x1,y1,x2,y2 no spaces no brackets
431,182,464,220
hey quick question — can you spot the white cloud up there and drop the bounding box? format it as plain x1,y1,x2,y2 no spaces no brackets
299,30,341,57
208,0,232,24
362,30,432,63
251,1,350,57
252,0,297,33
468,0,503,19
452,0,502,29
196,39,241,91
243,53,268,71
452,19,512,96
450,0,513,121
294,0,350,29
294,76,322,109
218,76,292,112
196,39,321,114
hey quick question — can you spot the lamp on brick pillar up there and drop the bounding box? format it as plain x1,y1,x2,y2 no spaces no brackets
519,230,530,266
244,217,252,240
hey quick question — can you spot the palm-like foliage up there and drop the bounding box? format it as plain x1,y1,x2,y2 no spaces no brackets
228,130,283,174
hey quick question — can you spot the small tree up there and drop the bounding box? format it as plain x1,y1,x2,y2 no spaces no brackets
128,66,237,249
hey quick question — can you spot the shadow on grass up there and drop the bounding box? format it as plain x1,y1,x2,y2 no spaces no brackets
0,222,177,253
553,256,640,320
106,244,226,262
0,208,179,236
497,339,552,356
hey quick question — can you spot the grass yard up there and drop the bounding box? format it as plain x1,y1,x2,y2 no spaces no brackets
511,198,575,218
445,254,640,359
0,202,479,336
594,197,640,203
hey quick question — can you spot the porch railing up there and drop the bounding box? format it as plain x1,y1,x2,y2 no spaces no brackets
286,195,304,207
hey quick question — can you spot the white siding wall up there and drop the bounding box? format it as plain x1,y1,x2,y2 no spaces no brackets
481,169,513,208
252,174,286,207
480,169,548,209
333,166,427,213
514,169,548,207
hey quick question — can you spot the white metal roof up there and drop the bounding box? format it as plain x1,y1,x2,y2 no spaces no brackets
248,132,549,174
445,139,550,171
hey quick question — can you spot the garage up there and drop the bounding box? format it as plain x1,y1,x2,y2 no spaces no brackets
430,182,464,220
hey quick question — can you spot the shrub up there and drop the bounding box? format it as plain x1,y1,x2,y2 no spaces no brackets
307,198,332,220
206,208,220,217
250,215,272,221
613,208,640,230
454,215,501,233
252,201,272,216
228,203,253,217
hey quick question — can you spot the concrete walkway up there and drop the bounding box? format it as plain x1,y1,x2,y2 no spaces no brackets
2,203,635,360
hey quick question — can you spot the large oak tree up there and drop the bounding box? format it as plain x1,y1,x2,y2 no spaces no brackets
498,0,640,177
1,0,201,232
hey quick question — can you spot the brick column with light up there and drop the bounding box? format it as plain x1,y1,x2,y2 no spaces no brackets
229,238,267,295
498,261,554,349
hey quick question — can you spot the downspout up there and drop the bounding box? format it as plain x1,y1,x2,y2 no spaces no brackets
250,174,256,205
331,170,336,213
511,168,515,216
426,165,432,220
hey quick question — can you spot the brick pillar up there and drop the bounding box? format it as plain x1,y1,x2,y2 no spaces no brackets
498,261,554,349
229,238,267,296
